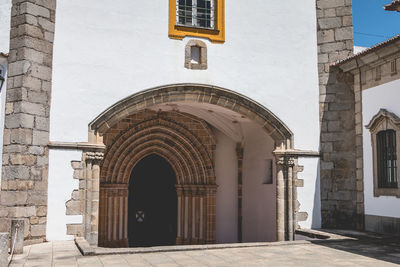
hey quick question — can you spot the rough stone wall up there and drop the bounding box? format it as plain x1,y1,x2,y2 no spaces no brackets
0,0,56,244
317,0,363,229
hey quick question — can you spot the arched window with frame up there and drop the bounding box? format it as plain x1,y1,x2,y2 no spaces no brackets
366,109,400,198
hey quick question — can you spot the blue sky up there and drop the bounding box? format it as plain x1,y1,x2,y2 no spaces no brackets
353,0,400,47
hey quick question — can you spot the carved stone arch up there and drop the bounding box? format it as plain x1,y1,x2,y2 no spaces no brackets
98,112,217,247
92,84,295,247
90,84,293,149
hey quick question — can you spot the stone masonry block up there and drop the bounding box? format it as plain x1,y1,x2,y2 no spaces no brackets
10,154,36,165
6,87,28,102
32,130,49,146
17,24,44,39
30,63,52,81
30,224,46,237
0,191,28,206
14,101,46,116
27,191,47,205
8,60,31,76
8,206,36,218
10,128,33,144
17,47,45,64
5,113,34,129
36,206,47,217
67,224,83,237
335,27,353,41
317,30,334,44
28,146,44,155
28,91,48,104
66,199,82,215
20,2,50,18
3,165,30,179
37,17,55,32
317,0,345,9
336,6,352,16
318,17,342,30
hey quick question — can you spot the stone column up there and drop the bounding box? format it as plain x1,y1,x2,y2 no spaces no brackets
0,0,56,243
84,152,103,246
287,159,295,241
317,0,361,229
276,157,286,241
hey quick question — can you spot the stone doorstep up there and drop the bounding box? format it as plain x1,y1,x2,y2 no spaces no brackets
78,229,396,256
75,237,343,256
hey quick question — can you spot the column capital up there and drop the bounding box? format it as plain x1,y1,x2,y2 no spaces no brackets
85,151,104,163
276,156,296,167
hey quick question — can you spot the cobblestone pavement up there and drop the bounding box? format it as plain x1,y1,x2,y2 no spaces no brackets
9,239,400,267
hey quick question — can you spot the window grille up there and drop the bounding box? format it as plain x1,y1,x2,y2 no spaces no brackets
177,0,215,29
377,130,398,188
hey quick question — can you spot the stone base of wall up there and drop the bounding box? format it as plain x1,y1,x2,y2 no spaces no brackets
365,214,400,236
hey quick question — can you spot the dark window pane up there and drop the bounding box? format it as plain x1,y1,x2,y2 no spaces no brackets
377,130,398,188
178,0,193,26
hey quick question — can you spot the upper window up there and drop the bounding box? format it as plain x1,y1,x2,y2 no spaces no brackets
366,109,400,198
177,0,214,29
169,0,225,43
376,130,398,188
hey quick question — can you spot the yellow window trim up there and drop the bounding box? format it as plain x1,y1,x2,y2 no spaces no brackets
169,0,225,44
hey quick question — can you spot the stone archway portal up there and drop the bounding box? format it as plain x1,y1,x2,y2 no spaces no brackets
89,84,295,248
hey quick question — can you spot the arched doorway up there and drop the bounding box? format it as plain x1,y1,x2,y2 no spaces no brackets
92,84,296,248
128,154,177,247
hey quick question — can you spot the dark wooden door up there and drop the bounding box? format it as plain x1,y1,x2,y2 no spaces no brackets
128,154,177,247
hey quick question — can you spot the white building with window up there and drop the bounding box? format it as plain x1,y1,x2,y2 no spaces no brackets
3,0,388,248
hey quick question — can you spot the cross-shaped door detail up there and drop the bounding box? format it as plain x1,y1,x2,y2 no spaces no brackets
136,211,145,223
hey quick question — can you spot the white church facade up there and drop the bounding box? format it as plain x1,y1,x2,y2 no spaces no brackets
0,0,398,248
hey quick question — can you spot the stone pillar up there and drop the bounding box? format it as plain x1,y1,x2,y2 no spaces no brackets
287,159,294,241
0,233,9,267
0,0,56,243
276,157,286,241
317,0,361,229
84,152,104,246
10,219,24,254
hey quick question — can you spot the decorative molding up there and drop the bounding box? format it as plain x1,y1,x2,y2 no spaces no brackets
366,109,400,198
86,152,105,161
168,0,225,43
366,109,400,131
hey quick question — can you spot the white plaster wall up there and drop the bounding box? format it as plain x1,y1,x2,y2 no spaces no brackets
47,0,321,239
47,150,82,240
363,80,400,219
214,129,238,243
241,122,276,242
297,158,321,229
0,0,11,53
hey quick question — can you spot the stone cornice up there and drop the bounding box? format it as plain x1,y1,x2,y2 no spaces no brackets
273,149,321,158
48,141,106,152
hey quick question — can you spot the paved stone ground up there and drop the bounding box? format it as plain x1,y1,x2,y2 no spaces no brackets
9,239,400,266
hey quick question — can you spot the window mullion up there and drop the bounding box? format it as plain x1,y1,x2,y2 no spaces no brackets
210,0,215,29
192,0,197,27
